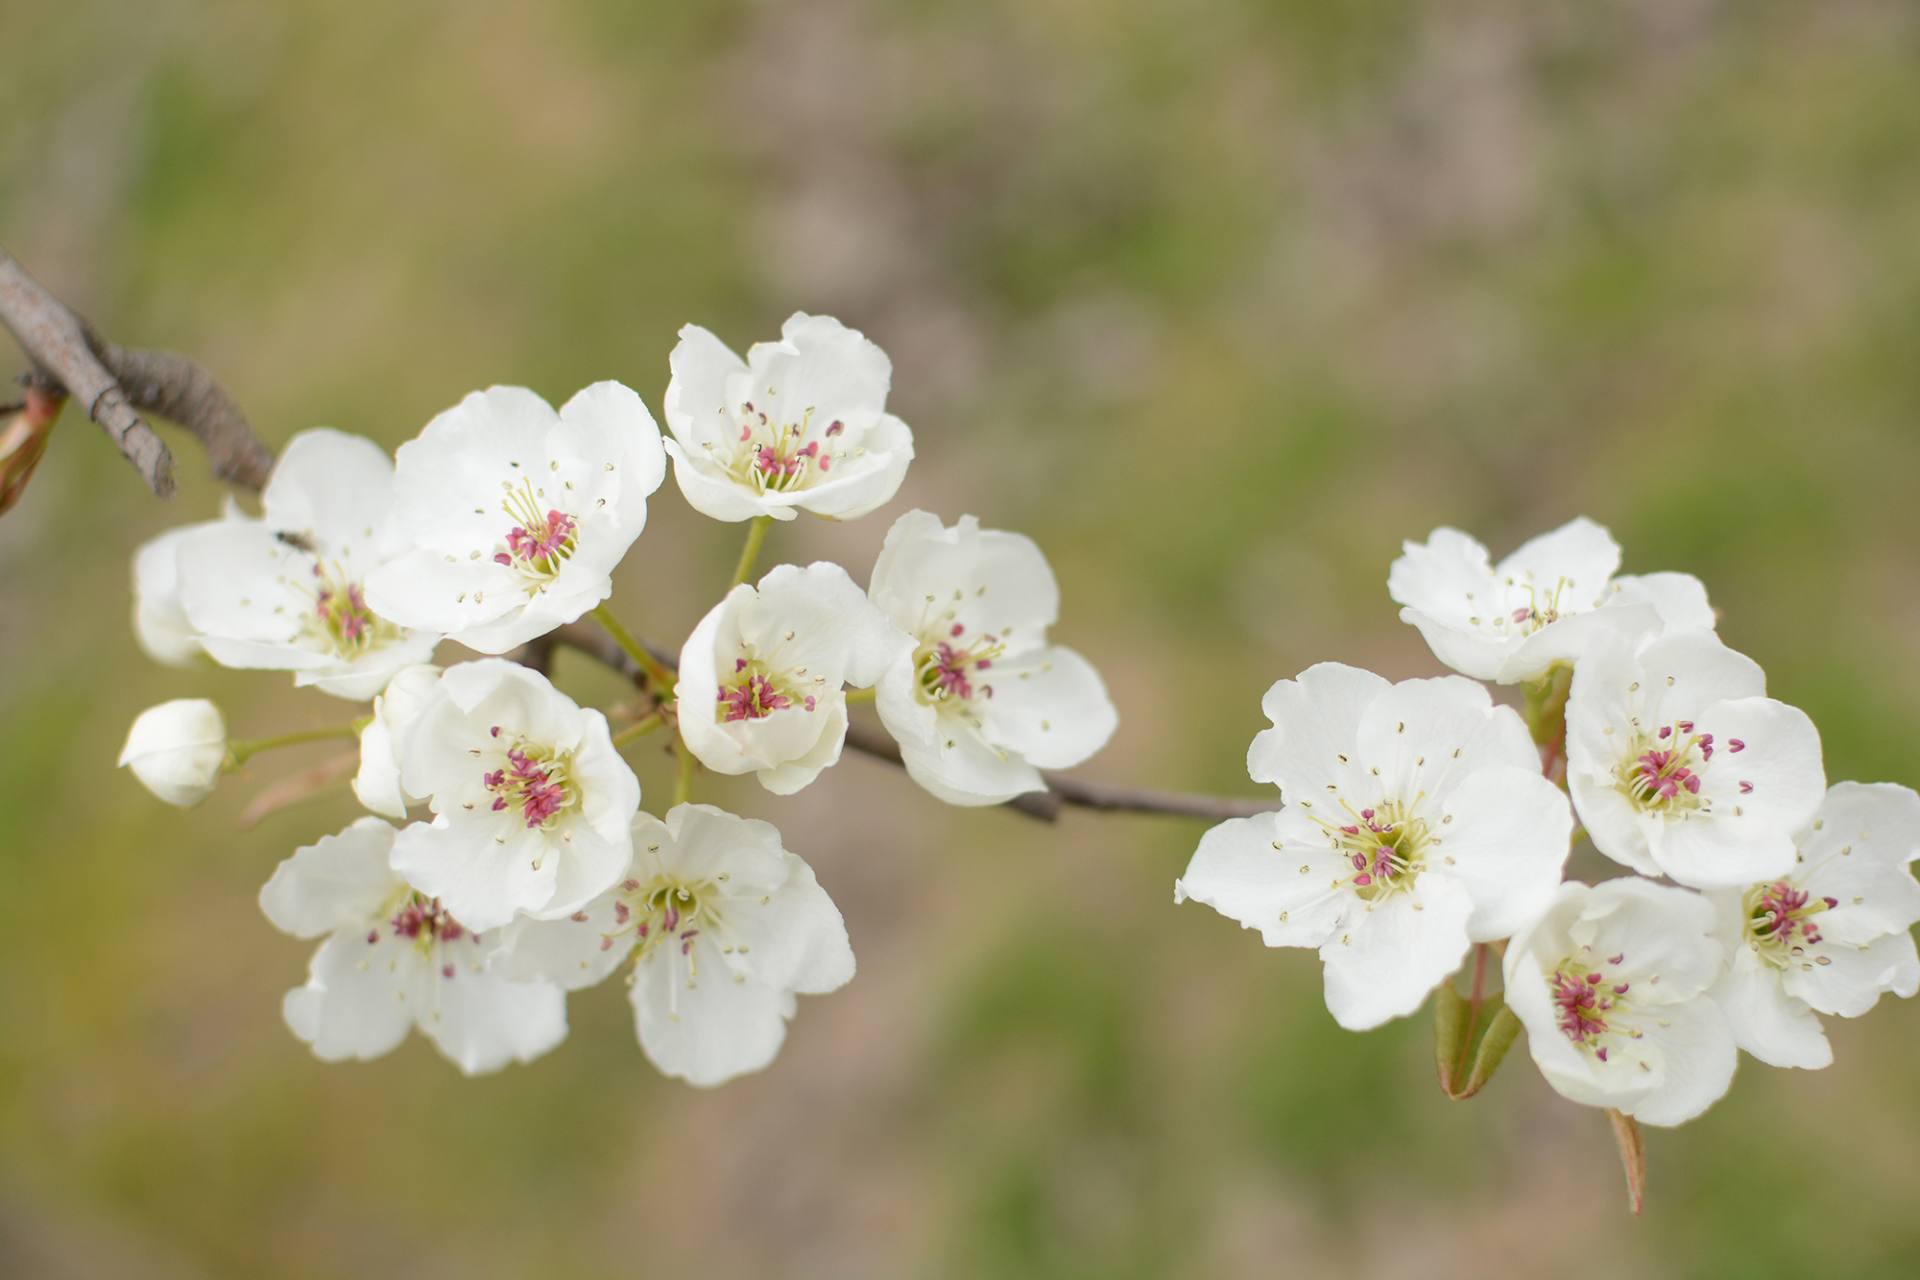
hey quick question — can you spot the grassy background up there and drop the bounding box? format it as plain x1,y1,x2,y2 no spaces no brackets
5,1,1920,1275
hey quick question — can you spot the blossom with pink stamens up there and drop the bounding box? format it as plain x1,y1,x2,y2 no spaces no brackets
663,313,914,523
1566,627,1825,888
1176,663,1572,1031
390,660,639,931
1505,878,1735,1127
869,511,1117,806
491,805,854,1087
1389,517,1718,685
677,561,906,795
261,817,566,1075
365,381,665,654
1708,782,1920,1070
168,430,438,700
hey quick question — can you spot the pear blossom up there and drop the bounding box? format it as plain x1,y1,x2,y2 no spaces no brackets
261,817,567,1074
662,313,913,523
118,698,227,807
1707,782,1920,1069
868,510,1117,805
173,430,440,700
130,500,244,666
677,562,908,794
1389,517,1716,684
1505,878,1736,1126
1565,628,1825,888
363,382,665,654
491,804,854,1087
352,663,442,819
390,660,639,932
1176,664,1572,1030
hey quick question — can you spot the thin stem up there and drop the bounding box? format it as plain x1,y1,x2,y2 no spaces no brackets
844,686,877,706
611,711,666,747
226,723,358,768
673,737,697,807
591,604,677,693
730,515,773,588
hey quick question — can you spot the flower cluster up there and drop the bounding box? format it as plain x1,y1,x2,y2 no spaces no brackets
1180,518,1918,1128
119,313,1118,1083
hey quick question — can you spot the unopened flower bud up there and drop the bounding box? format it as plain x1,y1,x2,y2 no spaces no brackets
119,698,228,807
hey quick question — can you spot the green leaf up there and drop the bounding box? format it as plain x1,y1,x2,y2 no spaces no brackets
1433,982,1469,1096
1456,1003,1522,1099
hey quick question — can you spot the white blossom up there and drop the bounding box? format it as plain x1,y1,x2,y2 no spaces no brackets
1708,782,1920,1069
352,663,442,819
261,817,566,1074
1566,628,1825,888
173,430,440,700
677,562,907,794
390,660,639,932
1504,878,1736,1127
869,510,1116,805
364,382,665,655
130,499,244,666
118,698,227,808
1389,517,1715,684
491,804,854,1087
1176,664,1572,1030
663,313,913,523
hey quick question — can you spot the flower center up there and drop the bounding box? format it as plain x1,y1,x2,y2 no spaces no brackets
1316,798,1431,900
1550,952,1636,1061
1743,879,1836,970
914,623,1003,706
482,733,578,830
724,400,846,493
494,479,579,583
372,891,474,978
305,563,393,658
1615,720,1734,814
716,653,818,722
594,876,723,982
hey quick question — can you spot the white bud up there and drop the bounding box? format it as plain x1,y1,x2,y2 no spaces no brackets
119,698,228,807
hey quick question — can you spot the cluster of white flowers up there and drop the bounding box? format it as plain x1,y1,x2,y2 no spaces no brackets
1180,518,1919,1127
119,312,1118,1084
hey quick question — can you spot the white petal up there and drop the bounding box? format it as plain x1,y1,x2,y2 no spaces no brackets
1783,931,1920,1019
282,933,426,1063
390,820,558,934
975,645,1117,771
867,511,1059,650
723,854,856,995
1319,875,1474,1031
1433,766,1573,941
260,817,400,939
132,520,225,666
490,893,629,991
261,429,397,558
1174,809,1349,949
756,699,847,796
1623,996,1738,1127
663,324,749,451
1713,945,1832,1070
418,952,568,1075
900,731,1045,806
630,942,796,1087
1246,662,1391,798
1350,675,1536,801
663,439,794,523
1493,517,1621,606
1606,572,1716,632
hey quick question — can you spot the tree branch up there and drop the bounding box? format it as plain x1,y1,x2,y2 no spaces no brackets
550,622,1274,825
0,245,274,495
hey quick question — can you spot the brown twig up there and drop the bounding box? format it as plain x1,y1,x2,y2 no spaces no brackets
550,622,1274,825
0,246,274,495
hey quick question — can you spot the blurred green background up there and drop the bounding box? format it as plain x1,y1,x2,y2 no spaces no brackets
5,0,1920,1275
